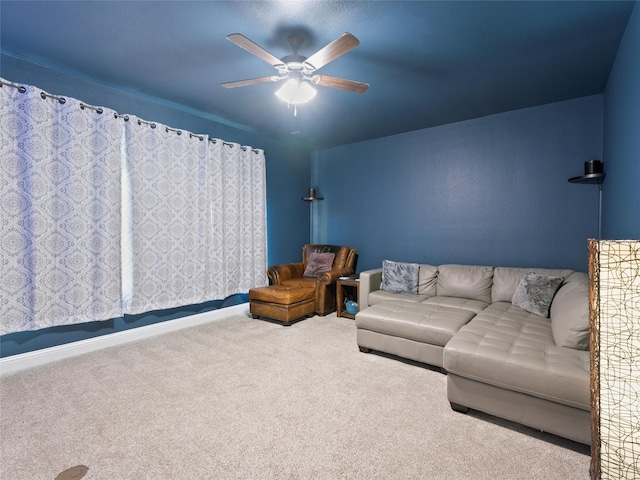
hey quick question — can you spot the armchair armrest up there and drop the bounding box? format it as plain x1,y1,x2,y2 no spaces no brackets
318,267,354,286
267,262,304,284
359,268,383,308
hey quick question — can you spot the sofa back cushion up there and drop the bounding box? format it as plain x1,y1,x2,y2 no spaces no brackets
417,264,438,296
550,272,590,350
436,264,494,303
492,267,574,303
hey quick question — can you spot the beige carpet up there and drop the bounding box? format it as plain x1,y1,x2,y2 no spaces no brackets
0,313,590,479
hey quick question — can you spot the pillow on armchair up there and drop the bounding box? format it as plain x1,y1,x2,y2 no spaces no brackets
303,252,335,278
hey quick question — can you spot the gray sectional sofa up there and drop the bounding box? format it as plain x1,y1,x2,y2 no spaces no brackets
356,262,591,445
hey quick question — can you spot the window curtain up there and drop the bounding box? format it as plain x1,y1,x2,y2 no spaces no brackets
0,79,268,335
0,83,123,334
122,117,215,314
208,139,268,297
122,120,268,314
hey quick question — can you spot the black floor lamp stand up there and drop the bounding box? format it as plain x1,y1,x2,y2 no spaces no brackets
568,161,606,239
302,188,323,243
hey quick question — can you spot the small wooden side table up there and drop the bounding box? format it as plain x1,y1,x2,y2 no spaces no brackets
336,275,360,319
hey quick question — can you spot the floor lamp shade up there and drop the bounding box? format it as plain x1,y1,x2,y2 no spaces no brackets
589,239,640,479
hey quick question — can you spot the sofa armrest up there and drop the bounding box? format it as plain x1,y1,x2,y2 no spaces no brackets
359,268,383,308
267,262,304,284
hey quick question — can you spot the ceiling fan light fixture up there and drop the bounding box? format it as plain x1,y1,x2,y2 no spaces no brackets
275,78,317,105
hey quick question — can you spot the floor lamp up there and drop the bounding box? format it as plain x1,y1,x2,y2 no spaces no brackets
302,188,323,243
569,160,606,239
588,239,640,480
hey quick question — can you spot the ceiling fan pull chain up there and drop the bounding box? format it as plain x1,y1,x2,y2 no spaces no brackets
285,101,298,116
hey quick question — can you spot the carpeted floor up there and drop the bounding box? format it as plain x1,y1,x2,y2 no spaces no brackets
0,313,590,479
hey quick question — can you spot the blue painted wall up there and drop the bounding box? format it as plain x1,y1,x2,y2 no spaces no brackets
603,4,640,239
0,55,312,357
312,95,603,273
4,5,640,356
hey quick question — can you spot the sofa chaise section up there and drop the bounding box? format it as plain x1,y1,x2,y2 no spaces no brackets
356,300,481,367
443,301,590,444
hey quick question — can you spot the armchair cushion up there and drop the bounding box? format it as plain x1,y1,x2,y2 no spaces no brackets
303,252,336,278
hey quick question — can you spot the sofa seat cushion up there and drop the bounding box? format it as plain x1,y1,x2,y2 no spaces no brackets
356,301,477,347
443,302,590,410
368,290,430,305
422,296,488,314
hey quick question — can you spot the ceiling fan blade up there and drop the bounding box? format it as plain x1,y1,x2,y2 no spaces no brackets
221,76,277,88
304,33,360,71
311,75,369,93
226,33,285,68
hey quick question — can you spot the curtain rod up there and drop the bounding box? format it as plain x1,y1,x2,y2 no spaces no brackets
209,138,262,154
80,103,103,114
0,79,26,93
137,118,157,129
40,91,66,104
1,78,263,153
1,81,65,105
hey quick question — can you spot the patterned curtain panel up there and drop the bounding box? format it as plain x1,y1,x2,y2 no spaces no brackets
0,82,123,334
208,140,268,298
1,79,268,333
122,123,268,314
122,117,216,314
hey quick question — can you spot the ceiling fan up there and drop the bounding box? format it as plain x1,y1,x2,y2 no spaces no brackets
221,32,369,112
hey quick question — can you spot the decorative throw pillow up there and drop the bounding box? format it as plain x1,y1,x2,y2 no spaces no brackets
512,272,564,318
303,252,335,278
380,260,419,294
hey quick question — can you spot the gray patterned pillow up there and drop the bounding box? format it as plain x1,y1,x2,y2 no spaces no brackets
380,260,419,294
512,272,564,318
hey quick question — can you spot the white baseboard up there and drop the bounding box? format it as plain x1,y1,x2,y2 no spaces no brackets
0,303,250,376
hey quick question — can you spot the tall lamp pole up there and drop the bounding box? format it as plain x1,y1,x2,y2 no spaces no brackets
568,160,606,239
302,188,324,243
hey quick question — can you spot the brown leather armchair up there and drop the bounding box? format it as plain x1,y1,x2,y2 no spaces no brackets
267,244,357,315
